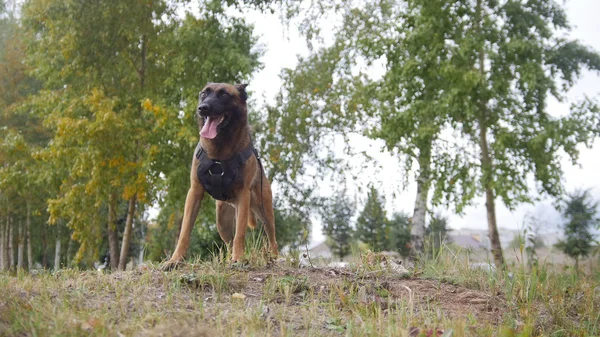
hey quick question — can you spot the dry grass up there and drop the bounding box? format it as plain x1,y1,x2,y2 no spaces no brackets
0,247,598,337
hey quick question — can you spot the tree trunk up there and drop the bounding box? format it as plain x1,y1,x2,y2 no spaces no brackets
17,220,24,269
66,236,73,267
482,177,504,268
27,202,32,270
0,215,5,270
107,193,120,270
476,0,504,270
410,139,432,258
118,194,137,271
54,238,61,271
42,223,48,268
139,220,145,265
8,217,14,269
117,24,147,270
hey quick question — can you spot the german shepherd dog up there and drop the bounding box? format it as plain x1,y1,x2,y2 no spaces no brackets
162,83,278,270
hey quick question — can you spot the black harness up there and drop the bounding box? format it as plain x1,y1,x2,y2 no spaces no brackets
195,142,259,201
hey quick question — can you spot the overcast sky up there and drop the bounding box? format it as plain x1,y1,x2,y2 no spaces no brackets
242,1,600,243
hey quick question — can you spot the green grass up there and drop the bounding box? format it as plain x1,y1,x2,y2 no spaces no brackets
1,246,598,336
418,243,600,336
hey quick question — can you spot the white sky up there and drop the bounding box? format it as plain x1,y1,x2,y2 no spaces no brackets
243,0,600,243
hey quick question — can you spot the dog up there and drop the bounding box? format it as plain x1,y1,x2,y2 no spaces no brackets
162,83,278,270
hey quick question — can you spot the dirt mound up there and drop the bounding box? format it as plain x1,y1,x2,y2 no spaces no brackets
1,264,506,336
180,264,506,331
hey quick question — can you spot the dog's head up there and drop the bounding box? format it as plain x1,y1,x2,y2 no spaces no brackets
197,83,248,139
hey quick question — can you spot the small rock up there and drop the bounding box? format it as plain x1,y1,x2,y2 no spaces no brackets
470,262,496,272
299,253,311,268
381,260,409,275
231,293,246,300
469,298,488,304
328,261,349,268
260,306,271,318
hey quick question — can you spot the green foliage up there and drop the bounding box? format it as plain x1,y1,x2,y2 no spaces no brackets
386,212,412,258
319,189,355,260
425,214,451,252
21,0,177,264
352,188,412,256
0,1,59,270
355,186,388,252
276,0,600,269
146,196,223,263
258,29,374,227
0,0,269,268
342,0,600,209
273,199,309,251
556,190,599,269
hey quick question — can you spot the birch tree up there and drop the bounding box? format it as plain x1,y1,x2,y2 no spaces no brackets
271,0,600,268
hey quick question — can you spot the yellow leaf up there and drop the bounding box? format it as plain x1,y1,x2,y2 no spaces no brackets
142,98,153,111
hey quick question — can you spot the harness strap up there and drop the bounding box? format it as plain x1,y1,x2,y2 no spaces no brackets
196,141,255,201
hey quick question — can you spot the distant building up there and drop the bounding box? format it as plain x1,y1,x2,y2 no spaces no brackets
449,234,488,250
450,227,521,250
536,230,563,247
305,227,555,257
308,240,333,259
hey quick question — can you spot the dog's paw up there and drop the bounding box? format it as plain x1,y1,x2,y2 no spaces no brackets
229,260,249,270
161,260,183,272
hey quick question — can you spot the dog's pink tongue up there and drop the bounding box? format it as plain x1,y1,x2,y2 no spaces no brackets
200,117,218,139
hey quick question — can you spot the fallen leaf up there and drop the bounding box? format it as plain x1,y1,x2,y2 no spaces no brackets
358,286,368,304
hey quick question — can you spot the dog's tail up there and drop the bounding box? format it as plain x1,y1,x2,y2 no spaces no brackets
248,213,257,229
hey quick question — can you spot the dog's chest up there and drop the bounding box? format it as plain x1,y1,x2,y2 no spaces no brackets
195,142,254,201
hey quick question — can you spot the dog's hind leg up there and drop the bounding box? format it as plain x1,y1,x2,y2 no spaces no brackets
216,201,235,245
248,212,257,229
252,174,278,258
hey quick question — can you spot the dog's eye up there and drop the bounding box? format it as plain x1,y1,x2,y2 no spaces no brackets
219,91,230,98
199,91,206,100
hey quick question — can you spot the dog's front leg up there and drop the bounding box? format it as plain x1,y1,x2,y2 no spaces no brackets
232,189,251,262
162,184,204,271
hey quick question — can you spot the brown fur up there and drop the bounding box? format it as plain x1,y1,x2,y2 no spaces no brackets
162,83,277,270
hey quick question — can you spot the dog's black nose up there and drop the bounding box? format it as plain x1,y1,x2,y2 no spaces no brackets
197,103,210,114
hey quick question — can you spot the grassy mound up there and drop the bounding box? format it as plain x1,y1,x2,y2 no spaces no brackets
1,248,598,336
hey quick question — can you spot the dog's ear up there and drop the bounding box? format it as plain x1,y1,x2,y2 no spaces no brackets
235,83,248,102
